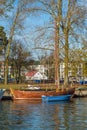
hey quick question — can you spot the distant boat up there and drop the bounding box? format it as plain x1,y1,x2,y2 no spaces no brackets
0,89,6,100
74,87,87,97
42,94,72,102
10,87,75,101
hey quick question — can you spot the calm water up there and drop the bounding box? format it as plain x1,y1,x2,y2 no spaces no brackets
0,98,87,130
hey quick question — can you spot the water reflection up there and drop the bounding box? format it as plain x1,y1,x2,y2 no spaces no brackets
0,98,87,130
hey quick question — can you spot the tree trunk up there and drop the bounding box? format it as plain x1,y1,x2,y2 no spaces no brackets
4,10,19,84
4,58,8,84
4,42,11,84
64,29,69,87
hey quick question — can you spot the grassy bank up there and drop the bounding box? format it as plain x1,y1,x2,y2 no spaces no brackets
0,83,85,90
0,83,56,90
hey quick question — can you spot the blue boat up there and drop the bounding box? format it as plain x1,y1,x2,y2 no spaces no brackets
42,94,72,102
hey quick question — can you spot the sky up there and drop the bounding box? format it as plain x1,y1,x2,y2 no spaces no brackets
0,0,87,60
0,0,51,60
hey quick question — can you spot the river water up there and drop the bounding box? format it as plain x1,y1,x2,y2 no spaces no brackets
0,98,87,130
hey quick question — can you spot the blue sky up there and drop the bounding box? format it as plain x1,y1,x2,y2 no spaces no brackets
0,0,51,59
1,0,87,60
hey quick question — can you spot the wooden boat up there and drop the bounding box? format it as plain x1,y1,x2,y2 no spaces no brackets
10,19,75,101
42,94,72,102
0,89,6,100
10,87,75,100
74,87,87,97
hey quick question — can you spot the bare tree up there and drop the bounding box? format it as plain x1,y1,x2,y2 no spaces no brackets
4,0,35,84
26,0,63,89
10,41,31,83
29,0,87,88
60,0,87,86
0,0,13,15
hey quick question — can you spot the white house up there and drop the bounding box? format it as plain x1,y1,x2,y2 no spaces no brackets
25,71,48,81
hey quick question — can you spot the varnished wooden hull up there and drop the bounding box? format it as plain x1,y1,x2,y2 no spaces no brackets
10,88,75,100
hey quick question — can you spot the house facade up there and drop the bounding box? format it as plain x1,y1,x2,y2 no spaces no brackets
60,62,83,82
25,70,48,81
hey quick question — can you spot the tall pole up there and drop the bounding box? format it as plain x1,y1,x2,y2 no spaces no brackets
54,0,62,91
54,21,60,90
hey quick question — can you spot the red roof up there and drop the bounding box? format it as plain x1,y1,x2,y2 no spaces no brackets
26,71,37,77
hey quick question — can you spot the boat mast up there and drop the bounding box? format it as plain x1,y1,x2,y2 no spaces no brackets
54,21,60,90
54,0,62,91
